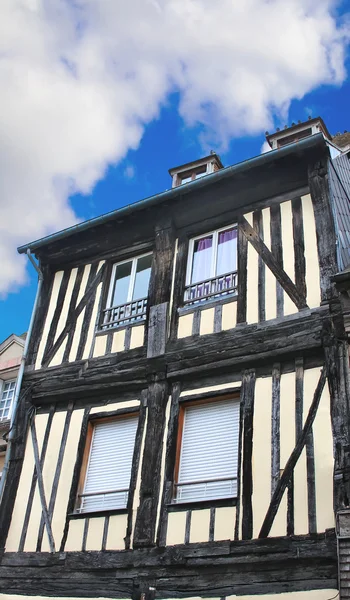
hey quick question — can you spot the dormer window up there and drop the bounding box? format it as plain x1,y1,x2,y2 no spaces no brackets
101,253,152,330
169,153,224,188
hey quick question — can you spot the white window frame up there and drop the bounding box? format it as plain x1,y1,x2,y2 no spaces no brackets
106,252,152,309
0,379,16,422
185,223,237,286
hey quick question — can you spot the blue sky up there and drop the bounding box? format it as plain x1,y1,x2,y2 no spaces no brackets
0,0,349,342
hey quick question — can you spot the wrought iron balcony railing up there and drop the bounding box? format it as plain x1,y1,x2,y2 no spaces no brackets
184,270,238,305
100,297,148,329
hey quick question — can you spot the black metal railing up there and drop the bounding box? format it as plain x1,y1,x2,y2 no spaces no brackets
100,297,148,329
184,271,238,304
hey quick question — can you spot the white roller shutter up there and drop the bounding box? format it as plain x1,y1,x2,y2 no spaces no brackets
176,398,240,503
80,415,138,513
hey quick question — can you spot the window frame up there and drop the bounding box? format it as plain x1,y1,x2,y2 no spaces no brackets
106,251,153,309
0,379,16,422
185,223,237,287
173,392,240,507
75,411,139,516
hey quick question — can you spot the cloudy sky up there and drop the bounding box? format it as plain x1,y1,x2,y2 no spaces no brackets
0,0,350,339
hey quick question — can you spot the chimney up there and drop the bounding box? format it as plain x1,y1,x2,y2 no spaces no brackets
169,153,224,188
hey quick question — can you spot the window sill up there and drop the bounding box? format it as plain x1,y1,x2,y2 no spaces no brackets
96,318,146,336
178,293,237,316
167,497,237,512
69,507,128,519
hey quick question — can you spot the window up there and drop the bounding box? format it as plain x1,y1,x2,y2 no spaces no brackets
0,380,16,421
77,414,138,513
180,167,207,185
174,396,240,504
185,225,238,304
101,253,152,329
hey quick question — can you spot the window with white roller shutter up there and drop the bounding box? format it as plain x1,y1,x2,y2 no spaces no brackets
79,414,138,513
175,397,240,503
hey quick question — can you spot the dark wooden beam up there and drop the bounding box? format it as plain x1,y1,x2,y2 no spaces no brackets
236,217,248,324
241,369,256,540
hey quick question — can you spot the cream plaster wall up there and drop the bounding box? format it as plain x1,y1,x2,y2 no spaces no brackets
93,334,108,358
85,517,104,551
82,264,105,360
280,201,297,317
222,301,237,331
106,513,128,550
178,313,193,338
0,340,23,361
252,376,272,538
90,400,140,415
112,329,125,353
130,324,145,349
214,506,236,541
130,410,148,548
69,264,91,363
199,308,214,335
190,508,210,543
64,518,85,551
0,454,5,472
245,212,259,325
166,511,187,545
155,397,171,541
301,194,321,308
181,381,241,397
262,207,276,322
36,270,64,369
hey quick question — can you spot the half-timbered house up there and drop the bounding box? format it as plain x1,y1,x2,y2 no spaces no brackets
1,119,350,600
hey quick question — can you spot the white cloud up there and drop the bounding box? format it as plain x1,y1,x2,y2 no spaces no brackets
124,165,136,180
0,0,349,295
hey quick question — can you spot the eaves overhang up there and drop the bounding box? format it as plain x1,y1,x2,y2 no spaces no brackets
17,133,328,256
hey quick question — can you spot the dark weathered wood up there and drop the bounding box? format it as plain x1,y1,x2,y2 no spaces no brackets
241,369,256,540
253,210,265,322
60,407,90,552
76,263,98,361
169,237,188,340
270,204,284,317
239,216,308,311
271,363,281,497
106,331,114,355
124,326,132,351
209,507,216,542
192,309,201,336
291,198,307,302
214,304,222,333
148,223,175,307
287,474,294,536
37,402,73,551
0,533,337,598
133,379,169,547
102,516,109,551
42,269,71,366
42,263,106,368
234,392,245,541
323,318,350,512
185,510,192,544
26,263,53,368
30,417,55,553
125,392,147,550
63,265,85,362
237,218,248,324
82,518,89,552
308,158,337,302
259,367,326,538
147,303,168,358
19,403,55,552
157,382,181,546
306,429,317,534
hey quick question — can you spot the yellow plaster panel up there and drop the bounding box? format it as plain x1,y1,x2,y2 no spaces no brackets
245,212,259,325
64,518,85,551
222,301,237,331
270,372,296,537
106,513,127,550
190,508,210,543
6,415,47,552
83,270,104,359
199,308,214,336
280,201,297,316
305,368,334,532
42,409,84,552
294,447,308,535
252,376,272,538
49,268,79,366
93,335,108,358
166,511,186,546
214,506,236,541
90,400,140,414
112,329,125,353
0,454,4,472
85,517,105,551
262,207,276,321
69,264,91,362
130,324,145,349
155,397,171,541
226,590,339,600
301,194,321,308
35,270,64,369
178,313,193,338
24,414,54,552
181,381,241,397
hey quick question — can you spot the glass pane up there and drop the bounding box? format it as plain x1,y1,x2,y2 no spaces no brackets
133,255,152,300
216,228,237,275
191,236,213,283
112,261,132,306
